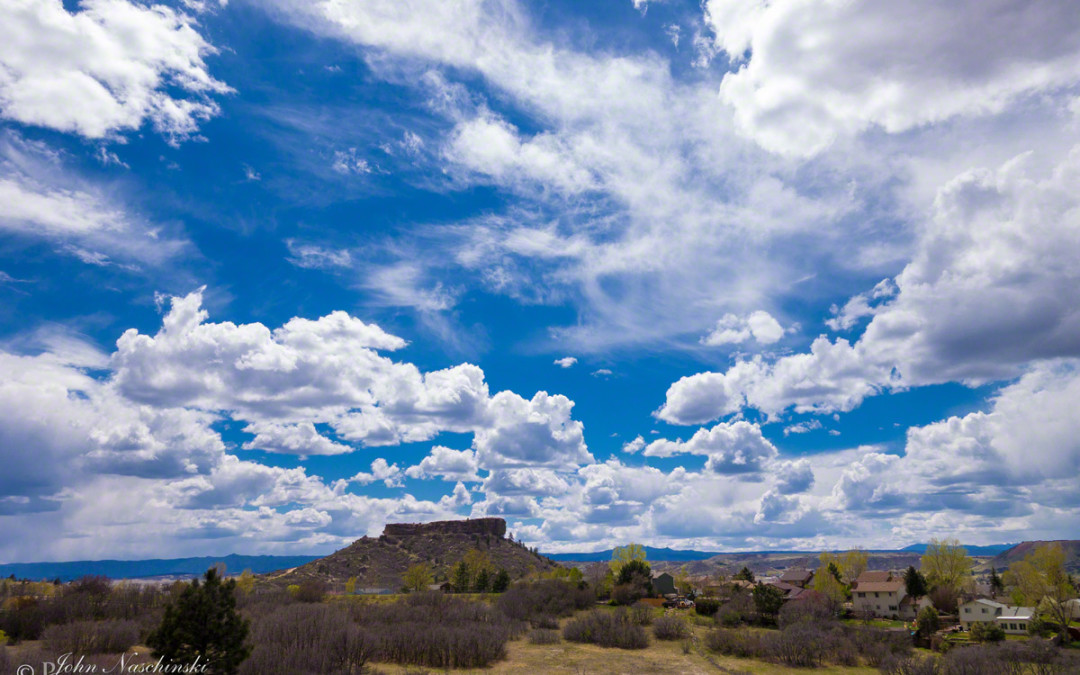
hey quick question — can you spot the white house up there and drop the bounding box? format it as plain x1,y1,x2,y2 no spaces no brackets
959,598,1035,634
852,572,906,618
1066,598,1080,620
898,593,934,621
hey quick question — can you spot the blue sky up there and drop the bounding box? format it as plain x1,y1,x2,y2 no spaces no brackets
2,0,1080,562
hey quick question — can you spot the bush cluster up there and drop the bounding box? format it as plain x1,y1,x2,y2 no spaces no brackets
716,592,755,627
43,619,140,654
563,609,649,649
777,593,834,628
495,580,592,623
707,622,910,668
652,615,690,641
693,597,720,617
628,602,653,626
242,591,511,671
350,592,512,669
241,604,370,675
880,639,1080,675
526,628,561,645
0,577,169,642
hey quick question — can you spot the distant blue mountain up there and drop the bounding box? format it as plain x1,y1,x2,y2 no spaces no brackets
898,543,1015,555
0,554,320,582
546,547,723,562
547,543,1016,562
3,542,1016,581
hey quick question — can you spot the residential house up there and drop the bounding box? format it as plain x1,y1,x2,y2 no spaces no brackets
898,594,934,621
996,606,1035,635
779,568,814,589
703,579,755,596
652,572,677,596
765,579,806,601
855,570,893,585
958,598,1035,634
1066,598,1080,620
852,575,906,618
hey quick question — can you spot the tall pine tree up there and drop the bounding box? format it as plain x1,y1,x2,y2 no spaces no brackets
148,567,250,674
492,569,511,593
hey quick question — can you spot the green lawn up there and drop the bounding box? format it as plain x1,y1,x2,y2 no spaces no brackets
842,618,908,630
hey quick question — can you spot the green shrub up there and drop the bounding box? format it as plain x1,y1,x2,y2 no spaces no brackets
969,621,1005,643
693,597,720,617
915,606,940,638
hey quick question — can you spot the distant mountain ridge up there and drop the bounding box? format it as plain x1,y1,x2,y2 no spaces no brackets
546,547,723,562
0,554,321,582
898,543,1015,555
549,543,1016,562
2,540,1046,582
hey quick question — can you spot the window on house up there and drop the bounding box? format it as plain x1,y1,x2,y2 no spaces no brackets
981,608,987,614
875,592,879,597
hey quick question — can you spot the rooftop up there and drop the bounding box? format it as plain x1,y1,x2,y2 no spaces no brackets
855,580,904,592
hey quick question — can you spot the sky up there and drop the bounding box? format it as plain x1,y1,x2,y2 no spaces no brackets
1,0,1079,562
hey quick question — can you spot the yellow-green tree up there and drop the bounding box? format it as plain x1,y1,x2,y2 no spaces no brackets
236,569,255,595
1004,543,1076,641
920,538,972,591
344,576,357,595
403,563,434,592
674,565,692,595
840,549,869,586
610,543,647,576
813,564,848,608
544,567,584,583
463,549,494,579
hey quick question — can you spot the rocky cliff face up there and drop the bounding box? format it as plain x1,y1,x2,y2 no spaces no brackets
265,517,556,590
383,518,506,538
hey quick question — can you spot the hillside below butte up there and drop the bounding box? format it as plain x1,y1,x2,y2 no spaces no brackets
985,540,1080,573
265,518,558,590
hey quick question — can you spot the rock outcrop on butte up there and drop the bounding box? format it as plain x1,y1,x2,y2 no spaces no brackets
265,518,558,590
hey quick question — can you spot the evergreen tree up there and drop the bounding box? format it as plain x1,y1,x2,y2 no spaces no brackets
148,567,250,675
492,568,511,593
988,567,1003,597
752,584,785,621
452,560,471,593
474,567,490,593
615,559,651,586
826,561,843,583
904,565,928,603
734,566,755,583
